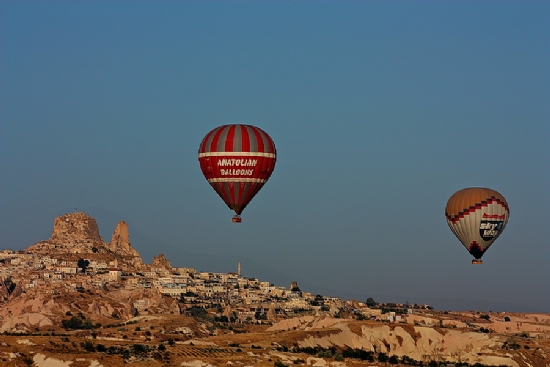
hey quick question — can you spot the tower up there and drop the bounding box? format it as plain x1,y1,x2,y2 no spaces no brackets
238,261,241,276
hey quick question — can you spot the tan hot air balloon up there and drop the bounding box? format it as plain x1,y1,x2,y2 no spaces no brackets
445,187,509,264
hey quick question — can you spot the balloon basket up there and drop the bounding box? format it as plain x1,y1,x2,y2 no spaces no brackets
471,259,483,265
232,216,242,223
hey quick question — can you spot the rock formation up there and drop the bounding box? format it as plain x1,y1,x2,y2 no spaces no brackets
151,253,172,270
51,212,102,243
28,212,106,254
267,316,521,367
109,221,144,268
26,213,144,270
109,221,130,255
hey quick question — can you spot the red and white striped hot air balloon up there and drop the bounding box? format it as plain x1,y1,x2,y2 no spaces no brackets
198,124,277,222
445,187,510,264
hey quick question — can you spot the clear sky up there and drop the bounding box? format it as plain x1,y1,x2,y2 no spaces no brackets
1,1,549,313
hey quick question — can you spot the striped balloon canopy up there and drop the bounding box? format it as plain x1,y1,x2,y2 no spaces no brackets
198,124,277,222
445,187,509,264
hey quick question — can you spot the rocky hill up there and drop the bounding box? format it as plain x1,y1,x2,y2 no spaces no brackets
27,212,105,254
1,212,549,367
26,212,143,268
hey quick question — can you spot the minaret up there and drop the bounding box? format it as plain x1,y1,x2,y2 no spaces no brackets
238,261,241,276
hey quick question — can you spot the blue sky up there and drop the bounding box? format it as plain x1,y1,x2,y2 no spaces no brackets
1,1,549,312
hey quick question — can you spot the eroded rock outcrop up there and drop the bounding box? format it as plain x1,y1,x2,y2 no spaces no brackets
268,316,519,367
51,212,102,243
109,221,144,268
28,212,105,254
151,253,172,270
26,213,144,270
109,221,136,256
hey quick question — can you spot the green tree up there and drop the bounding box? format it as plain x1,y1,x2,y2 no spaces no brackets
77,259,90,273
132,344,147,354
62,316,83,329
188,306,207,319
366,297,377,307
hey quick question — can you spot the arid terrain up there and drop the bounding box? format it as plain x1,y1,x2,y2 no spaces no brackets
1,213,549,367
1,311,550,367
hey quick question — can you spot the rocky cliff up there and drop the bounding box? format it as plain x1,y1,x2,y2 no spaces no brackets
268,316,523,367
27,212,144,269
51,212,103,244
109,220,144,268
28,212,105,254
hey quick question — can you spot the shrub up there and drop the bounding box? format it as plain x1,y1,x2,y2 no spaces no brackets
81,341,96,352
188,306,208,319
342,348,374,361
317,350,332,358
378,353,389,362
132,344,147,354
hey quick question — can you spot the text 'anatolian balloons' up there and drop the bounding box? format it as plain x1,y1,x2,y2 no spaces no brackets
198,124,277,222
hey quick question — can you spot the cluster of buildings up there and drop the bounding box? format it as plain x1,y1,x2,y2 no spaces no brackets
0,249,360,322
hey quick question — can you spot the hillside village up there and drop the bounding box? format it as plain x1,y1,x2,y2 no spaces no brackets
0,212,434,326
1,212,549,367
3,213,352,323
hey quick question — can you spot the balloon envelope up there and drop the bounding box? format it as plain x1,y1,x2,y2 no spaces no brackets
445,187,509,262
198,124,276,219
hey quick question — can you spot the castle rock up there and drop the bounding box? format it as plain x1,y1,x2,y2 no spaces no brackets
28,212,105,254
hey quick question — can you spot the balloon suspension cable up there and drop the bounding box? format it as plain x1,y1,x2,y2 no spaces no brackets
471,259,483,265
232,215,242,223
